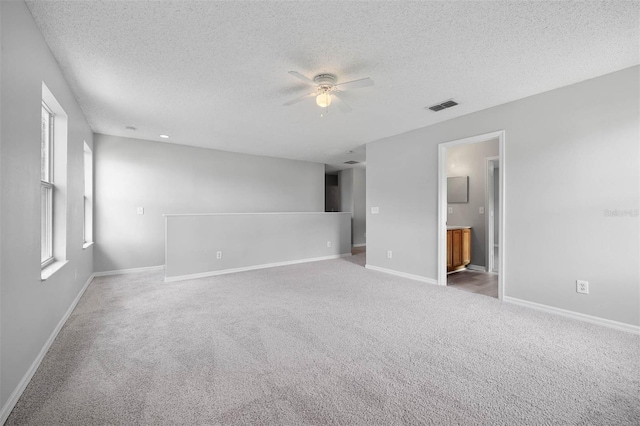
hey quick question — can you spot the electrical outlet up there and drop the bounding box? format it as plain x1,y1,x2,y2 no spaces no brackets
448,207,453,214
216,251,223,259
479,206,485,214
327,241,332,248
387,250,393,259
137,207,144,215
371,207,379,214
576,280,589,294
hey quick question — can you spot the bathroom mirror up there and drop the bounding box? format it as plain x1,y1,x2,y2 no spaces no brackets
447,176,468,203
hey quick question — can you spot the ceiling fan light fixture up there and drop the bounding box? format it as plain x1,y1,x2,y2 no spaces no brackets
316,91,331,108
284,71,371,112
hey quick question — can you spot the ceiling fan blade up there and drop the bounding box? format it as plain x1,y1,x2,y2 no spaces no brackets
335,77,374,91
283,91,316,106
331,92,353,112
288,71,317,86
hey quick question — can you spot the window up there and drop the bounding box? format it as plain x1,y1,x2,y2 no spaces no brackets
83,142,93,246
41,102,54,267
41,83,68,278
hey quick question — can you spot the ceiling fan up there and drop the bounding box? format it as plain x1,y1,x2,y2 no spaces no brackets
283,71,374,112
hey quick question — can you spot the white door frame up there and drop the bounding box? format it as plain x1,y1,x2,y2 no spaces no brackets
437,130,506,300
485,156,499,273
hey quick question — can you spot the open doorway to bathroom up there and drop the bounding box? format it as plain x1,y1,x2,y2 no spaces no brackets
437,131,505,300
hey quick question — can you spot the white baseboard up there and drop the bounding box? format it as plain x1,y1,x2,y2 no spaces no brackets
365,264,438,285
352,243,366,248
93,265,164,277
0,273,95,424
503,296,640,335
165,253,352,282
467,264,486,272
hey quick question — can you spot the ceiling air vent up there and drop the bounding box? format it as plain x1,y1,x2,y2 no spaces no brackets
344,161,360,165
427,99,458,112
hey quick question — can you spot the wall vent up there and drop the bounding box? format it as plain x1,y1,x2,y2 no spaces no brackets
427,99,458,112
344,161,360,165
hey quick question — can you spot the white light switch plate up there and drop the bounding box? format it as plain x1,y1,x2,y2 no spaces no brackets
448,207,453,214
137,207,144,215
479,207,485,214
371,207,379,214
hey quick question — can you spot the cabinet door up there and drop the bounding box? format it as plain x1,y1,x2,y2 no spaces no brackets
452,229,462,267
462,228,471,265
447,230,452,268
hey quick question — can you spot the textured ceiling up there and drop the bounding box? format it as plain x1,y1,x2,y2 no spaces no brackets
26,1,639,171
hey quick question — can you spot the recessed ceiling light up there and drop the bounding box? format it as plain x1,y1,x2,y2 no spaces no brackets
159,134,169,139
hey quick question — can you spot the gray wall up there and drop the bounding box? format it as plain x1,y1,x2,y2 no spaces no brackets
366,66,639,326
338,169,353,244
0,0,94,414
94,134,324,272
447,138,499,267
352,168,367,246
338,168,367,246
165,213,351,279
339,168,353,218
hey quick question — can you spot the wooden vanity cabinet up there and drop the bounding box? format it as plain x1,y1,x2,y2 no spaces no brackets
447,228,471,272
447,231,453,269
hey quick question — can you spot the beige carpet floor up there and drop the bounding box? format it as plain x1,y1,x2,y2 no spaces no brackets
7,252,640,425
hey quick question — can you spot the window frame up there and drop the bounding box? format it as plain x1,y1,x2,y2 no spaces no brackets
83,142,93,246
41,101,55,267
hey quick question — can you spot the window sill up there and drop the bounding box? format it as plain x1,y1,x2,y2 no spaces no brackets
41,260,69,281
83,241,94,249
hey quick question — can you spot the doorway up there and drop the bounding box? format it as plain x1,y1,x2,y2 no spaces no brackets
437,131,505,300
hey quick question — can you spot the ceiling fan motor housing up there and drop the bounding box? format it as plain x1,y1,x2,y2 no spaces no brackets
314,74,337,88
